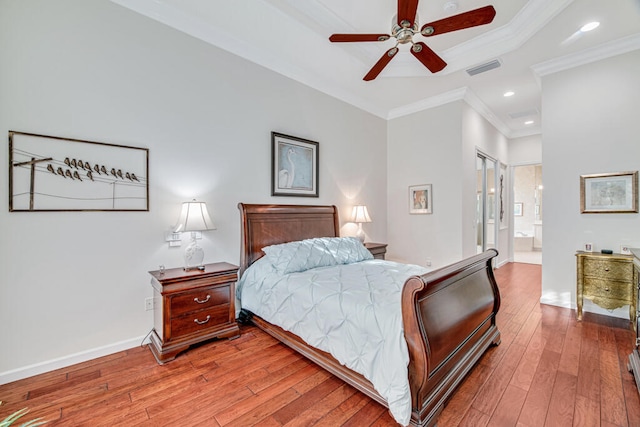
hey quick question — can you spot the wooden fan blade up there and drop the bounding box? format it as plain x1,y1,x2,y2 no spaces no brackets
329,34,390,43
397,0,419,26
411,42,447,73
363,47,399,81
420,5,496,37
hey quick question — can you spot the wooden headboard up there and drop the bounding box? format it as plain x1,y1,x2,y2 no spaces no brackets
237,203,340,276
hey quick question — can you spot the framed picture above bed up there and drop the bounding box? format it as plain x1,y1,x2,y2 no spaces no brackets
271,132,319,197
409,184,432,214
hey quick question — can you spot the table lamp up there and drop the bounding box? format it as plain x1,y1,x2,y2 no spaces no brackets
352,205,371,243
174,199,216,270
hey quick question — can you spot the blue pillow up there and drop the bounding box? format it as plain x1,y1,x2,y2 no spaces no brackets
262,237,373,274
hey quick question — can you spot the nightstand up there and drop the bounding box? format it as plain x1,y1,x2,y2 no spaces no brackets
365,242,387,260
576,251,636,329
148,262,240,364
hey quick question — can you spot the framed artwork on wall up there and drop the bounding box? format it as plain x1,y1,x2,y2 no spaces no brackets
514,202,523,216
9,131,148,212
409,184,432,214
499,162,507,229
580,171,638,213
271,132,319,197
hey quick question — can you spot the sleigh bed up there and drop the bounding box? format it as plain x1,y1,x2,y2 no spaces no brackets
237,203,501,426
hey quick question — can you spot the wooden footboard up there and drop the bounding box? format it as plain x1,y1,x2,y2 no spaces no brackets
402,248,501,426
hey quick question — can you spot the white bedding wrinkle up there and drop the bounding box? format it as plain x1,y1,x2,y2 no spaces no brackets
237,257,428,426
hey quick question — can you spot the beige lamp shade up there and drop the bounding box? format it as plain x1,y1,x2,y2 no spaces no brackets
352,205,371,243
174,200,216,233
352,205,372,223
173,199,215,270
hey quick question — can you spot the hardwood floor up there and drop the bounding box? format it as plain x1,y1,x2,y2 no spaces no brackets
1,262,639,426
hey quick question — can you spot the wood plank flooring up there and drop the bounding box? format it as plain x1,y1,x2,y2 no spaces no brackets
1,262,639,426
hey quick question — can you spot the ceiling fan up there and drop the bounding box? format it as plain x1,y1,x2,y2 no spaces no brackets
329,1,496,81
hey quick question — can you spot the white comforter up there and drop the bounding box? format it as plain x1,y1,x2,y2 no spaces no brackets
238,255,428,426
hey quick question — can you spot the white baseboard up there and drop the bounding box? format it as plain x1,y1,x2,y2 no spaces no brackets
0,335,148,385
540,293,629,320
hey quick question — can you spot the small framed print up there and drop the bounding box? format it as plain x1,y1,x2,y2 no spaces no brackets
514,202,523,217
584,243,593,252
409,184,432,214
621,245,632,255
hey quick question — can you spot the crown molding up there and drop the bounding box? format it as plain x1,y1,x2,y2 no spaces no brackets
386,87,467,119
463,90,512,137
532,33,640,77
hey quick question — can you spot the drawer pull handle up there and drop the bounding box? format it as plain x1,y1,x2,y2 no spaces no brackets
605,287,610,292
194,295,211,304
605,268,610,272
194,315,211,325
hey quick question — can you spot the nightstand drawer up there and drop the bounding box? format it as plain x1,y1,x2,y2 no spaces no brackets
583,259,633,281
583,278,632,301
171,304,231,338
170,286,230,317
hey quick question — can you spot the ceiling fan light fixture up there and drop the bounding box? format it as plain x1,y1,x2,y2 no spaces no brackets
391,14,419,44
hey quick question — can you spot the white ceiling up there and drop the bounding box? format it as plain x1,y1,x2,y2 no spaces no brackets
112,0,640,138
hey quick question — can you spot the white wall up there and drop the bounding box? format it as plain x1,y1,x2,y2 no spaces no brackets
387,101,509,268
541,50,640,318
387,102,464,268
461,104,510,265
509,135,542,165
0,0,388,381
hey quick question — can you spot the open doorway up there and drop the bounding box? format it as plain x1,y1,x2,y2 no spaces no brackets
513,164,542,264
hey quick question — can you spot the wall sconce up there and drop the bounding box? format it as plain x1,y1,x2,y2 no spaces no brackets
351,205,371,243
174,199,216,270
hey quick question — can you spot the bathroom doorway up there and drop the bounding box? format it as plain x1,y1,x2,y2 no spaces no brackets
513,164,542,264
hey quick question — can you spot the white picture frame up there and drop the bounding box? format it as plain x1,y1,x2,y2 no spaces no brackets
409,184,432,214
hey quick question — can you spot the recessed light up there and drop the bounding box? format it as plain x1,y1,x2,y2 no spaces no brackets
525,120,534,125
503,91,515,97
580,21,600,32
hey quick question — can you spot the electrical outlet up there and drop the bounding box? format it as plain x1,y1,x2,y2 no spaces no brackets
425,258,432,267
145,297,154,311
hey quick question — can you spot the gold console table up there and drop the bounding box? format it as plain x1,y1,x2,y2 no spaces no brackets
576,251,636,328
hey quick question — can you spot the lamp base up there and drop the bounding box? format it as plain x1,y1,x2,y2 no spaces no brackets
184,235,204,270
355,224,365,243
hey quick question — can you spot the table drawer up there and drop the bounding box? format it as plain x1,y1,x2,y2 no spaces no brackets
583,277,632,301
171,304,231,339
170,285,230,317
583,258,633,281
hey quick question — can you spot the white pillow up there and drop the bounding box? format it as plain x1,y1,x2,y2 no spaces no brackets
262,237,373,274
